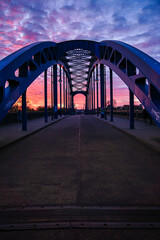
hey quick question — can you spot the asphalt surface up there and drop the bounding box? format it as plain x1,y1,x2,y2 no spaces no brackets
0,115,160,206
0,115,160,239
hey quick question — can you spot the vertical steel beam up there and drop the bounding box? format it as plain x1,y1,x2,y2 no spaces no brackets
63,69,65,115
44,69,48,122
110,68,113,122
85,95,88,115
96,64,99,116
54,64,58,119
90,75,93,114
72,95,74,115
22,90,27,131
104,66,107,120
66,74,68,114
19,62,28,131
59,65,62,117
129,89,134,129
100,64,105,118
51,66,54,120
93,68,95,115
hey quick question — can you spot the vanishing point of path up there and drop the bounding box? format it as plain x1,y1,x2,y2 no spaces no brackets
0,115,160,207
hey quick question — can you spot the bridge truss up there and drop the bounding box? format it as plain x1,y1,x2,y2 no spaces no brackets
0,40,160,129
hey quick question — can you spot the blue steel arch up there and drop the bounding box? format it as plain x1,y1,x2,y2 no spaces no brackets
72,91,87,97
0,40,160,127
0,41,58,122
57,40,100,60
98,40,160,127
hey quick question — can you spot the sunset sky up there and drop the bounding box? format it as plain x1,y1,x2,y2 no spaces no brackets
0,0,160,109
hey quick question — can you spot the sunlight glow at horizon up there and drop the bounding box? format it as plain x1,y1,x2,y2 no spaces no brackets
74,94,86,110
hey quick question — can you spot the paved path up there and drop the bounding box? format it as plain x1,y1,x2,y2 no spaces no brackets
95,115,160,151
1,114,160,152
0,115,160,239
0,115,160,207
0,116,65,149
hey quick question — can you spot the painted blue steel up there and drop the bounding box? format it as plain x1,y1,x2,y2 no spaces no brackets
93,68,95,115
44,69,48,123
96,64,99,117
57,40,100,61
0,40,160,127
71,96,74,115
129,90,134,129
63,69,65,115
72,91,87,97
22,90,27,131
110,68,113,122
0,41,57,122
65,74,68,114
100,64,105,118
59,65,62,117
85,95,88,114
100,40,160,127
53,65,58,119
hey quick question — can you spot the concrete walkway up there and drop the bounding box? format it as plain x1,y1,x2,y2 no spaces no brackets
0,116,65,149
95,115,160,152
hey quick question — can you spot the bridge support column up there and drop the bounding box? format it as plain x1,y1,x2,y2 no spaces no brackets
22,90,27,131
85,95,88,115
63,69,65,116
110,68,113,122
59,65,62,117
71,95,74,115
91,74,94,114
96,64,99,116
51,66,54,120
93,68,95,115
66,74,68,114
100,64,105,118
54,65,58,119
44,69,48,123
104,66,107,120
129,90,134,129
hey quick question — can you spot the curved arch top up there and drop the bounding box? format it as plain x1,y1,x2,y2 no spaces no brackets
57,40,100,60
0,39,160,127
99,40,160,126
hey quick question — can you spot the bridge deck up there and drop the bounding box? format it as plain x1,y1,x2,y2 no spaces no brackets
0,115,160,207
0,115,160,239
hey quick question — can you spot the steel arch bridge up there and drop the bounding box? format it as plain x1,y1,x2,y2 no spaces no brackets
0,40,160,129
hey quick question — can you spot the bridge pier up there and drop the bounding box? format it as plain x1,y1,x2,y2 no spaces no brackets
54,65,58,119
22,90,27,131
129,90,134,129
44,69,48,123
110,68,113,122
